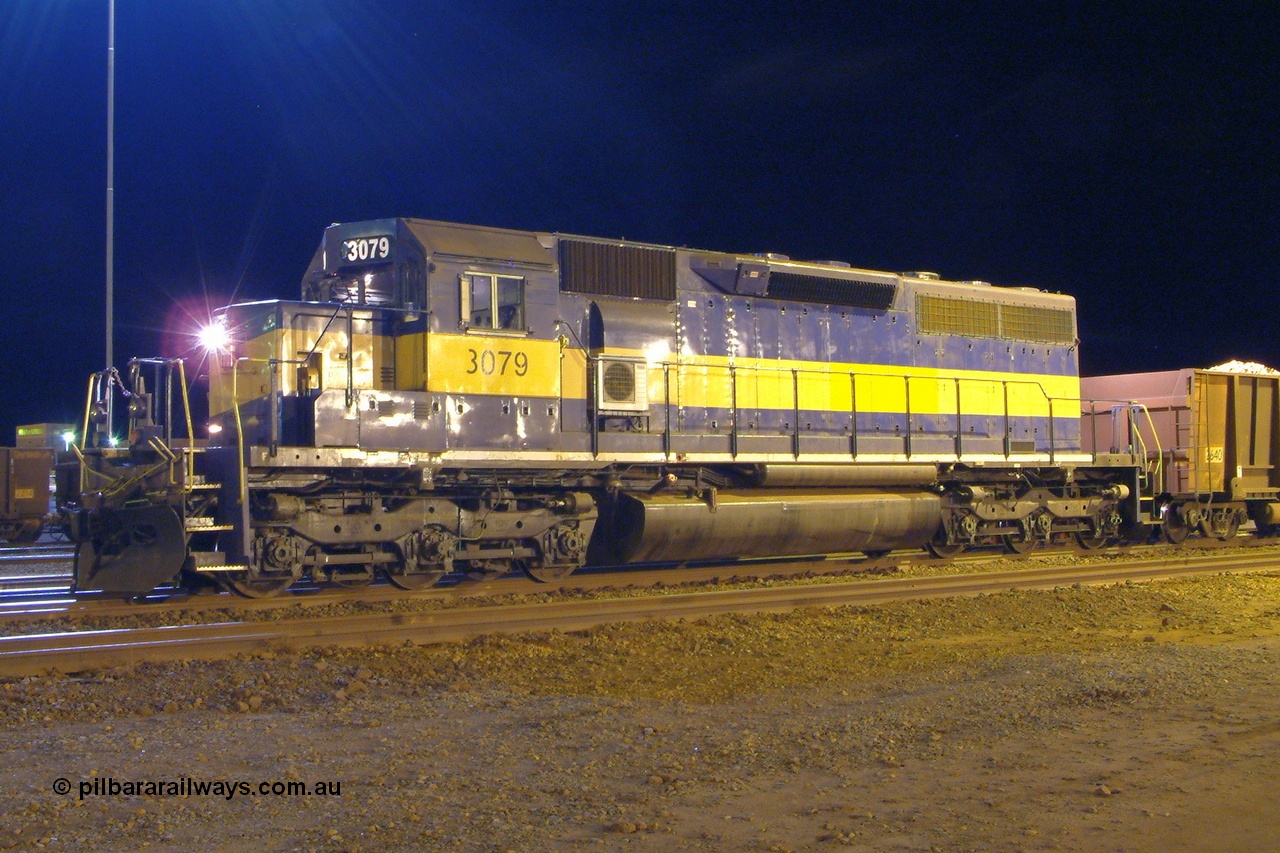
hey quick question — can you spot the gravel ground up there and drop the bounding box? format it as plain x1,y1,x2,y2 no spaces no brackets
1,570,1278,852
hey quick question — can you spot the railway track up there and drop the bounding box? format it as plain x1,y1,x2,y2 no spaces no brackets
0,549,73,568
0,556,896,628
0,546,1275,678
0,535,1268,620
0,543,1183,626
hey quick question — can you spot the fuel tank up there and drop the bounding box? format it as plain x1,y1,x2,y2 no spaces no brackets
611,489,942,563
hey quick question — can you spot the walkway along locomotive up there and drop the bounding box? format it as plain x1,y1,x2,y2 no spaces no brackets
66,218,1146,596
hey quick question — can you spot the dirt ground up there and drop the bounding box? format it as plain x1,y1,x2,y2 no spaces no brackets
1,569,1278,852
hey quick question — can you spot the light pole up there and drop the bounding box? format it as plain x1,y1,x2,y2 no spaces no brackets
106,0,115,370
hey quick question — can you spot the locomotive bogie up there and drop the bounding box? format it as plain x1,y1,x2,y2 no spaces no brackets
214,486,599,591
930,476,1129,552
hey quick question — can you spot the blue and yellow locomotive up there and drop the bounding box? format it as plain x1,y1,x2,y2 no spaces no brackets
68,219,1136,596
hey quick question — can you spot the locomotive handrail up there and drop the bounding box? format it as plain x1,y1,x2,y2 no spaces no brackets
70,443,123,492
78,374,99,453
1049,391,1055,461
176,360,196,489
664,364,672,457
229,357,252,552
904,374,913,459
624,356,1079,463
79,367,129,450
849,373,859,457
729,365,739,457
1134,403,1163,495
127,357,199,491
1002,381,1012,457
793,369,803,458
1079,396,1163,497
345,306,356,409
145,436,183,493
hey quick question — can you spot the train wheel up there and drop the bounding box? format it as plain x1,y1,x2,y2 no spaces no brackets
1002,535,1036,555
1075,531,1110,551
386,567,446,590
14,520,42,544
925,540,964,559
332,573,374,589
522,561,576,583
393,527,455,589
225,577,293,598
1161,505,1192,544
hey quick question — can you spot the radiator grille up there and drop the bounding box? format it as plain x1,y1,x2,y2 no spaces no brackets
917,295,999,337
1000,304,1075,343
766,272,897,310
559,239,676,300
917,295,1075,343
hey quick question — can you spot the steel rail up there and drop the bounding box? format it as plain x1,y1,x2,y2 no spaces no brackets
0,550,1275,678
0,549,74,565
0,573,73,589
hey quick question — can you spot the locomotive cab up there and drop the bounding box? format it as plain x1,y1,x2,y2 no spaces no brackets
208,219,570,456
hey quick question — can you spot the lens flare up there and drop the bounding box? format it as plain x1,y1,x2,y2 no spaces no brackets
197,320,232,353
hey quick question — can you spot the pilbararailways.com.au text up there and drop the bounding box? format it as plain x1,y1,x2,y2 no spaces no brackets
53,777,342,800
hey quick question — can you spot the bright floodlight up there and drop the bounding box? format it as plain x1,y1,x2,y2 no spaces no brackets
197,319,232,353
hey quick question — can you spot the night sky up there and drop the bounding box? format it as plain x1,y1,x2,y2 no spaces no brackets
1,1,1276,444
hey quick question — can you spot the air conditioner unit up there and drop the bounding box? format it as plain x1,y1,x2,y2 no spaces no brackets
595,358,648,413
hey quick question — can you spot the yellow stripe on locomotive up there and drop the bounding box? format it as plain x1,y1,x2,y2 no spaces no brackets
595,347,1078,422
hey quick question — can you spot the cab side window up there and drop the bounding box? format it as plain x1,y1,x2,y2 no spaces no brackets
462,273,525,331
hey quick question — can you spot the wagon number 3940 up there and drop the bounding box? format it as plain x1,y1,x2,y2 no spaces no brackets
466,348,529,377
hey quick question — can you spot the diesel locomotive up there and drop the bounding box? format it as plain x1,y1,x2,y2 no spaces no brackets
66,218,1145,597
